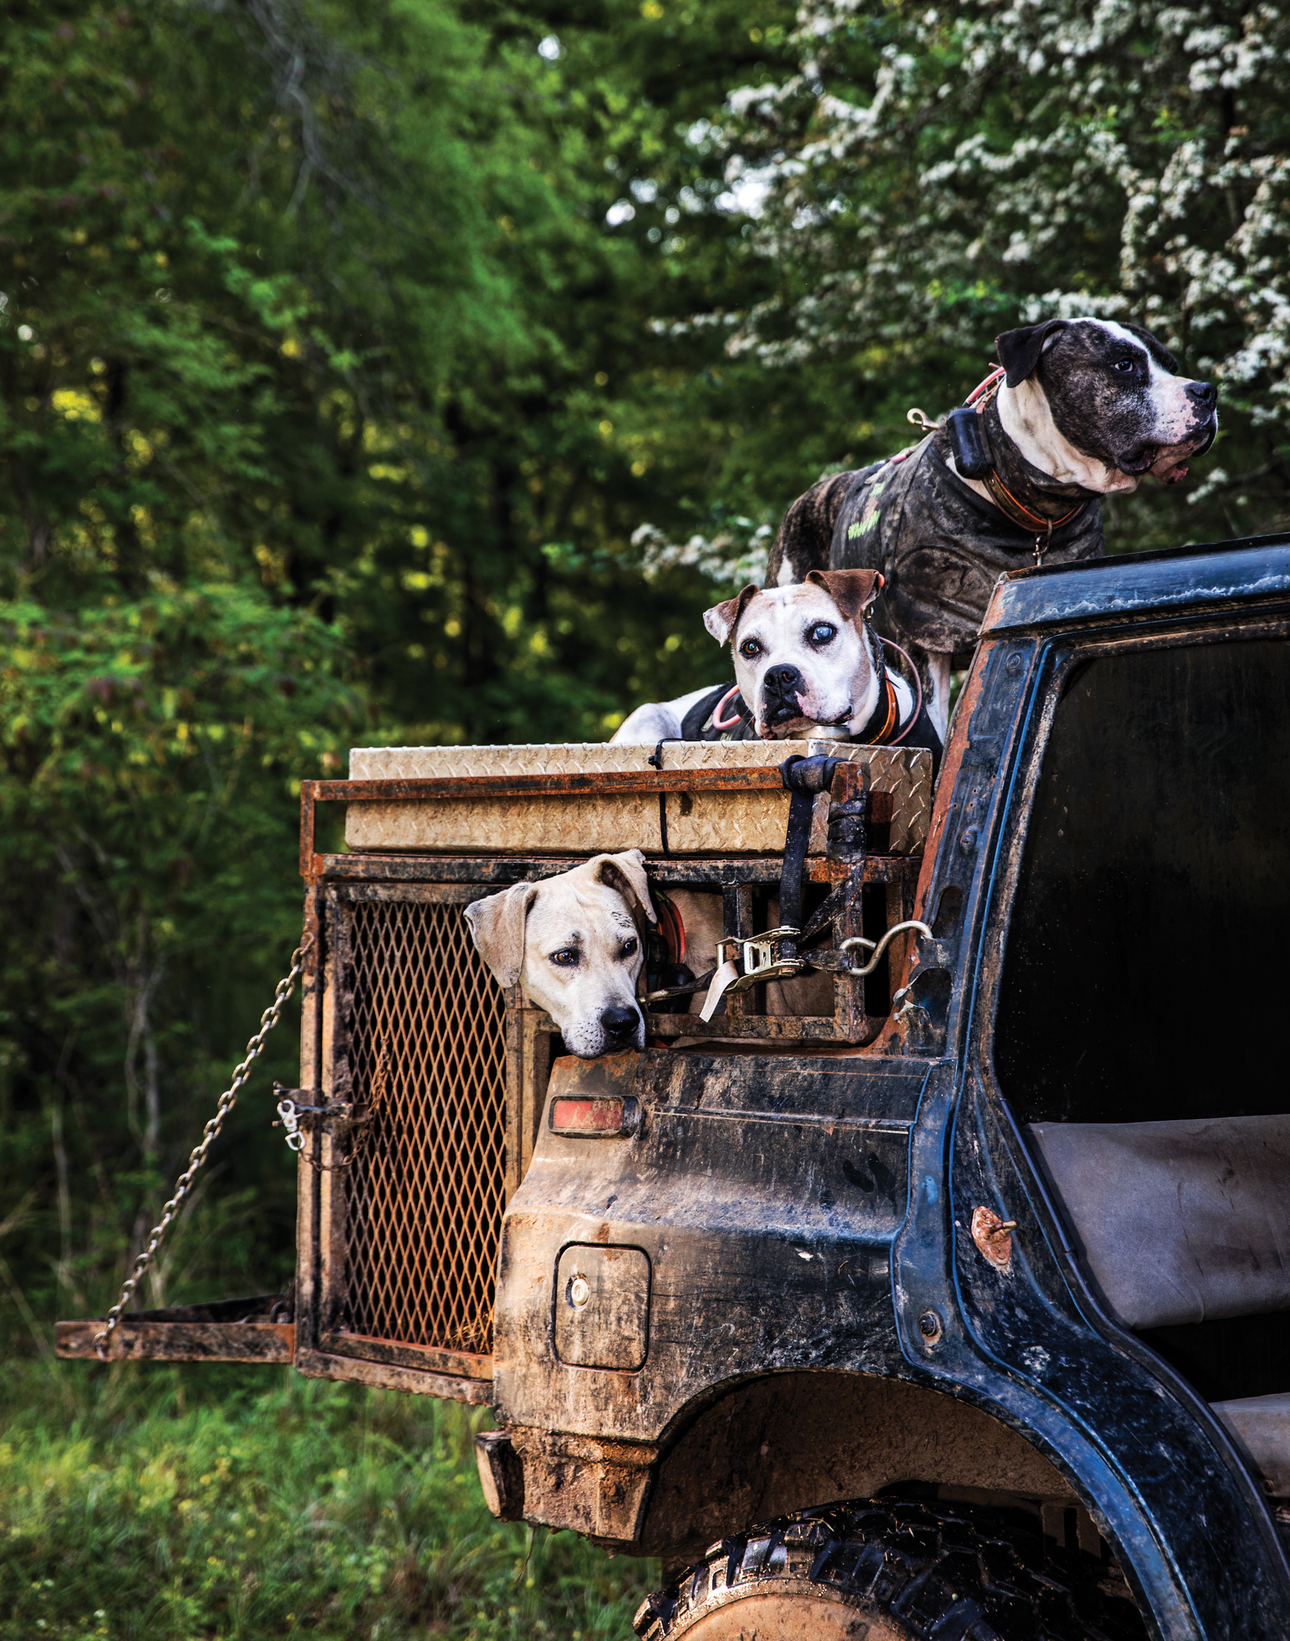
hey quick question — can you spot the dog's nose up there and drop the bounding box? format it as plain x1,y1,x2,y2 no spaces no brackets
763,664,803,702
1185,380,1217,412
599,1005,639,1044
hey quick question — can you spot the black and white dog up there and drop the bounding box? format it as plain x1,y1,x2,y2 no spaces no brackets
766,318,1219,737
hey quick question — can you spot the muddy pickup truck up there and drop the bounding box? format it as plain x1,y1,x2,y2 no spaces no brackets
59,534,1290,1641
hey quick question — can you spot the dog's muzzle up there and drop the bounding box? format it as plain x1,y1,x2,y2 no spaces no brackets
1119,381,1219,474
1187,411,1219,460
1180,381,1219,459
599,1003,641,1049
763,664,806,728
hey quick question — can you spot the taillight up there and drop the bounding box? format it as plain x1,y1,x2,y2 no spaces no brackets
548,1096,640,1137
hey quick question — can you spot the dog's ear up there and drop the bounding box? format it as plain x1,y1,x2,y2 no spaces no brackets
806,568,884,623
995,319,1068,388
704,583,760,645
464,882,538,989
590,848,658,932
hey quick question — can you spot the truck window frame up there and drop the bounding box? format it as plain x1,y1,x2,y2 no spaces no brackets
971,611,1290,1123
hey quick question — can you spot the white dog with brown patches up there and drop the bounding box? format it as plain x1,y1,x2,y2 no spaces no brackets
465,851,656,1058
613,568,942,756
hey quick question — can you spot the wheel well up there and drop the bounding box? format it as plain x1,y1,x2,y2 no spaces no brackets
637,1370,1078,1561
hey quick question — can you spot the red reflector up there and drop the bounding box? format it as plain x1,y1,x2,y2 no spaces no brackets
550,1096,627,1136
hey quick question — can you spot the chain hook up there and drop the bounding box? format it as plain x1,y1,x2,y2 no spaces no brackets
93,937,311,1361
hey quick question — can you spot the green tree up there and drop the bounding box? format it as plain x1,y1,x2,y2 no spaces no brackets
0,587,361,1325
0,0,796,1333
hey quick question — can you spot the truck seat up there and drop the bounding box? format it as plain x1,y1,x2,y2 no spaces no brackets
1027,1116,1290,1331
1212,1395,1290,1499
1029,1116,1290,1502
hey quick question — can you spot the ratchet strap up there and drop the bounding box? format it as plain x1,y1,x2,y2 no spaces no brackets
698,754,840,1019
777,754,840,960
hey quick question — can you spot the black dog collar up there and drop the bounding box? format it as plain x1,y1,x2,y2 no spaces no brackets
684,669,907,747
853,670,901,745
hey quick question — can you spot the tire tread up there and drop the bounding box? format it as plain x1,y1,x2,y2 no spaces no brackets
632,1494,1147,1641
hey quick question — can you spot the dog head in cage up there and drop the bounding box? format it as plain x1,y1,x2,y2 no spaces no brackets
465,850,656,1058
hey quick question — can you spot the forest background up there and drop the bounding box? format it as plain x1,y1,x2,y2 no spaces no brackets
1,0,1288,1635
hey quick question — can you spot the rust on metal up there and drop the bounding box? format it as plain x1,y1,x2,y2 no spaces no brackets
56,1318,295,1363
309,851,915,888
826,757,868,863
295,1345,492,1403
315,1330,493,1380
504,1426,658,1543
300,775,899,883
911,648,992,933
866,644,995,1056
336,893,507,1359
971,1205,1015,1272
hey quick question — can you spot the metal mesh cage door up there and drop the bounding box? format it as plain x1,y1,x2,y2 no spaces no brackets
334,891,508,1367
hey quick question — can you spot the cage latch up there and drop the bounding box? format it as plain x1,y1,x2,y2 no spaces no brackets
273,1084,357,1152
839,921,934,978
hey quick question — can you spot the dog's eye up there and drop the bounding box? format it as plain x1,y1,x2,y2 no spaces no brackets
807,622,837,645
739,637,762,660
1112,356,1137,373
549,948,580,968
621,937,638,957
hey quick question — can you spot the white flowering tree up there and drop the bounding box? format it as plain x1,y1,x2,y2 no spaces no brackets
687,0,1290,553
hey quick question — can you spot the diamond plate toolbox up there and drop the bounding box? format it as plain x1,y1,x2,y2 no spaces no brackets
345,740,932,856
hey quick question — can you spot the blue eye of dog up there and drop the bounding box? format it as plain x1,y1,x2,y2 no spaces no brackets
1112,356,1137,372
621,937,638,957
808,622,836,645
739,638,762,659
550,948,579,967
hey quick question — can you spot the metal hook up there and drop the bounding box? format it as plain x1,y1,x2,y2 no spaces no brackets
840,919,934,977
906,408,936,430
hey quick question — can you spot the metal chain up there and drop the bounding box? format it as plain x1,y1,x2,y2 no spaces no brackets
94,941,310,1360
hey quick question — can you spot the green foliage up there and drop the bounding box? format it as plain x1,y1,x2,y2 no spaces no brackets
0,1361,655,1639
0,0,813,1337
0,585,360,1322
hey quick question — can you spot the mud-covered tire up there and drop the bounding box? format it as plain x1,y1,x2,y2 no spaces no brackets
632,1494,1148,1641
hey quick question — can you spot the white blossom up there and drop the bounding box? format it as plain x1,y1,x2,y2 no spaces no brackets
706,0,1290,445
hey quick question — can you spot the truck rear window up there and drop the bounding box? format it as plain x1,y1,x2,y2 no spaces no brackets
994,634,1290,1125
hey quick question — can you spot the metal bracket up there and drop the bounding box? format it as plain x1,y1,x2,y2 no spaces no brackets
701,919,932,1018
719,926,806,992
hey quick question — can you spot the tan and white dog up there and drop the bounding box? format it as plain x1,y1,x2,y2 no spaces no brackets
465,851,656,1058
613,569,940,758
465,848,831,1053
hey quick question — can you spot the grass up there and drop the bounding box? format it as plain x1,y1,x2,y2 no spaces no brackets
0,1358,657,1640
